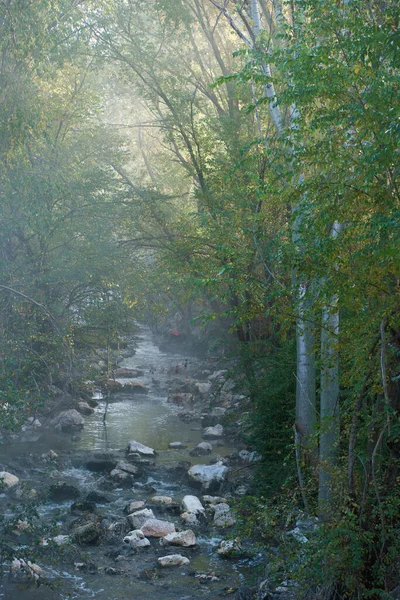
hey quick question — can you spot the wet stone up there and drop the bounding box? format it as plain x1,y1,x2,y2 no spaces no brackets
124,500,145,514
71,501,97,514
127,508,155,529
48,482,80,502
158,554,190,567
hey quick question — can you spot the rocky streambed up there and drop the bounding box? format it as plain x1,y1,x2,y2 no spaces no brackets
0,326,262,600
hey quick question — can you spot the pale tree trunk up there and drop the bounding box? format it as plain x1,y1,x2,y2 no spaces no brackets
318,221,342,515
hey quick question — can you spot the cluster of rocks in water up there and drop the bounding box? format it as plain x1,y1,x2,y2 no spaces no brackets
1,348,268,597
0,435,243,590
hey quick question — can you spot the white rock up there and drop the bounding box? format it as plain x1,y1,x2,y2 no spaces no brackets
188,462,229,491
168,442,186,449
116,461,138,475
126,440,156,456
213,503,236,527
10,558,43,581
77,401,94,415
158,554,190,567
123,529,151,548
202,424,224,438
125,500,145,513
0,471,19,489
195,382,212,394
162,530,196,547
217,539,241,556
53,535,70,546
287,527,308,544
150,495,173,505
141,518,176,538
238,450,261,462
181,495,205,515
207,370,227,381
189,442,212,456
180,512,200,527
127,508,155,529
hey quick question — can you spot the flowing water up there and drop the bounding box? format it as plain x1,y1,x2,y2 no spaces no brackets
0,326,258,600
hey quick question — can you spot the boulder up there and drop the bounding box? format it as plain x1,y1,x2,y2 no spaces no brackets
149,495,173,505
162,530,196,547
158,554,190,567
110,469,134,485
181,495,205,516
202,424,224,439
48,482,80,501
189,442,212,457
213,503,236,527
72,521,102,545
86,491,110,504
77,401,94,415
126,440,156,457
217,539,241,557
115,461,139,476
115,368,143,378
0,471,19,489
141,518,176,538
10,558,43,582
194,382,212,395
180,512,200,527
52,535,70,546
123,529,151,549
188,461,229,491
124,500,145,514
50,409,85,432
127,508,155,529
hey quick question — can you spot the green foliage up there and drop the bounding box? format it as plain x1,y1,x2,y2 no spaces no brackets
239,336,296,493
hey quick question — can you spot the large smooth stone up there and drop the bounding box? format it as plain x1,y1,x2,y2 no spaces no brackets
162,530,196,547
50,409,85,432
181,495,205,515
77,402,94,415
127,508,155,529
189,442,212,457
158,554,190,567
126,440,156,456
124,500,145,514
0,471,19,489
123,529,150,548
150,495,173,505
115,461,139,475
141,518,176,538
188,462,229,491
202,424,224,438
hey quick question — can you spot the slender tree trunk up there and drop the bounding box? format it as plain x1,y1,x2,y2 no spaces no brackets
318,221,342,515
318,298,340,514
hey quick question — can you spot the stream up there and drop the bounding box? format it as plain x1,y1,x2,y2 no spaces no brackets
0,326,260,600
